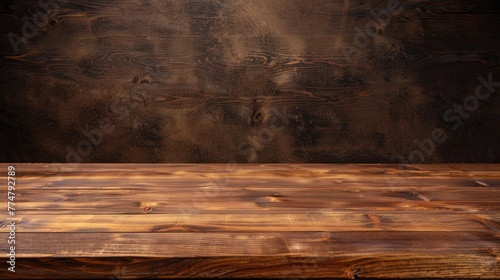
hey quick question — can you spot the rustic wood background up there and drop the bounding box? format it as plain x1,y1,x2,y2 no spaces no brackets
0,0,499,163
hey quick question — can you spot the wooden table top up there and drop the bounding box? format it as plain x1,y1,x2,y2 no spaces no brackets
1,163,499,279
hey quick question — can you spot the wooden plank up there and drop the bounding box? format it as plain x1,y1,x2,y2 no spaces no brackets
0,232,498,278
14,163,500,178
8,163,500,215
9,182,500,214
14,201,500,214
2,255,498,279
1,232,498,258
3,212,499,233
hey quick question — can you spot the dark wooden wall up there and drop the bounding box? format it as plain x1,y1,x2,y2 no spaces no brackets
1,0,499,163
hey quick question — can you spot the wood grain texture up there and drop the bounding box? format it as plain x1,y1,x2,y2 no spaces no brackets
0,163,499,278
1,0,500,163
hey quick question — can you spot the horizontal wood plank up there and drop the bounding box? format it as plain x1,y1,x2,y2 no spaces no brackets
3,212,499,233
1,231,498,258
6,164,500,215
2,255,498,279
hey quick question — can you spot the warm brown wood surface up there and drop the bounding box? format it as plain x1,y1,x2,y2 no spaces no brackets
0,163,499,279
1,0,500,163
